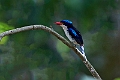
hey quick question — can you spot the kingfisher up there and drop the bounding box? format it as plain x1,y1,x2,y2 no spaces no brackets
55,20,87,61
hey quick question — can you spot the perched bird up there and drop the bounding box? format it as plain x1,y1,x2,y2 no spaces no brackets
55,20,87,61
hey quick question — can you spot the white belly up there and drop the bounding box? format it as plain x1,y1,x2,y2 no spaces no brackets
61,25,78,44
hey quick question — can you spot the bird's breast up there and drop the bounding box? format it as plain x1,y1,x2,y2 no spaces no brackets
61,25,78,44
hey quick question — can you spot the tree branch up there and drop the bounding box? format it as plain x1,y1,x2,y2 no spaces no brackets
0,25,102,80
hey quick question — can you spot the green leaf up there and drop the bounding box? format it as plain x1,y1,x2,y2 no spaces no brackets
0,22,14,44
114,78,120,80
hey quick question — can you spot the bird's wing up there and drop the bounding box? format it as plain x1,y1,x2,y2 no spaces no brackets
68,28,83,45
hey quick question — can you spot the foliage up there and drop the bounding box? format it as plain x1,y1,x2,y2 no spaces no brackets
0,0,119,80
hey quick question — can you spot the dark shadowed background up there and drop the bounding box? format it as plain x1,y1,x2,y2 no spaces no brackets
0,0,120,80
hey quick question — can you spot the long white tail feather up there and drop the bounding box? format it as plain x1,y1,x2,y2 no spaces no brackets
80,46,87,61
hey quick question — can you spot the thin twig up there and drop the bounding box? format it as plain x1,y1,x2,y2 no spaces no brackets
0,25,102,80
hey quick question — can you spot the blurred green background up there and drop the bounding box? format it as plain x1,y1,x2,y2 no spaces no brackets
0,0,120,80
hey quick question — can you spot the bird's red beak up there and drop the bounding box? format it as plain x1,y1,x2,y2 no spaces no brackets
55,22,63,25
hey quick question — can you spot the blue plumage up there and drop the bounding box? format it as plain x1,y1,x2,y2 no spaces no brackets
60,20,83,46
68,28,83,45
69,28,78,36
61,20,72,24
55,20,87,61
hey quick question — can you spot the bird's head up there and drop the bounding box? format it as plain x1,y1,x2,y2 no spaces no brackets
55,20,73,28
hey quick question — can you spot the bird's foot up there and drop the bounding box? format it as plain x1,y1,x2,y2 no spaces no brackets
50,25,54,30
70,42,76,47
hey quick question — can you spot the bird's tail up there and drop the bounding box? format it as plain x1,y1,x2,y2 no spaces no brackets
79,46,87,61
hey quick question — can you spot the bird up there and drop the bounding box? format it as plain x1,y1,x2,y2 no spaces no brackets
55,20,87,61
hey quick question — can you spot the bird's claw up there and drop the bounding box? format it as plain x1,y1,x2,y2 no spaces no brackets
70,42,76,47
50,25,53,30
